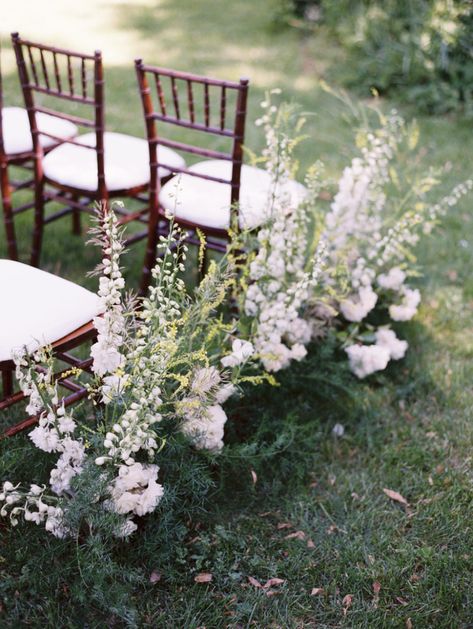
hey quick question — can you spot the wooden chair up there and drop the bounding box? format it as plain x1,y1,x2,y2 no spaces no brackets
0,258,100,437
0,46,77,260
134,61,308,293
11,34,185,267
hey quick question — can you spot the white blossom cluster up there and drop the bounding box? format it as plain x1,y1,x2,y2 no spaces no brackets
316,111,472,379
1,349,85,536
0,481,67,537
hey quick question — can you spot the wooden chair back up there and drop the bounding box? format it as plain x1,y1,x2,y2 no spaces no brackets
11,33,107,199
134,60,249,224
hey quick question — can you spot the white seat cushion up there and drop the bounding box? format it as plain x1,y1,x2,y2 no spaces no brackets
159,159,308,231
0,259,102,363
43,131,185,192
2,106,77,156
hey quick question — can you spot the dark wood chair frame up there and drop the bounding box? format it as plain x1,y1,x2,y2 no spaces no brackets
135,60,249,293
11,33,150,267
0,48,70,261
0,321,96,438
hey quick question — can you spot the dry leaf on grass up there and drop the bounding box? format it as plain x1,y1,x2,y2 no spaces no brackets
194,573,213,583
149,571,161,584
285,530,306,540
307,539,315,549
247,576,263,589
342,594,353,616
277,522,293,530
383,488,409,506
250,470,257,485
372,581,381,608
311,587,324,596
263,578,285,589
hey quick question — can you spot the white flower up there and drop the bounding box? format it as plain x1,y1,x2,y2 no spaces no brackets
29,425,61,453
290,343,307,361
345,344,390,379
181,404,227,452
221,339,254,368
49,438,85,495
91,344,124,376
340,285,378,322
389,287,421,321
332,423,345,437
215,383,237,404
377,267,406,291
109,463,164,517
375,328,408,360
116,518,138,538
101,373,129,404
191,367,221,395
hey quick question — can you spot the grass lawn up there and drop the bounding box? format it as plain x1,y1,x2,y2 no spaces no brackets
1,1,473,627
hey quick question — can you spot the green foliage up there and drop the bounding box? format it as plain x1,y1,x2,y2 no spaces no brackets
286,0,473,114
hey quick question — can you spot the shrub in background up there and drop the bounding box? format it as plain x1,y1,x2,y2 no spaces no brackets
282,0,473,115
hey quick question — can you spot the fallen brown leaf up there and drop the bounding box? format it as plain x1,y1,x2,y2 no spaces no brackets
285,530,306,540
307,539,315,549
311,587,324,596
342,594,353,616
406,618,413,629
263,578,285,589
194,573,213,583
383,488,409,506
266,590,282,597
277,522,293,530
250,470,257,485
248,576,263,589
372,581,381,608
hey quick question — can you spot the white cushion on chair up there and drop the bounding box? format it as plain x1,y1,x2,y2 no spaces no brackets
43,131,185,192
2,106,77,156
0,259,102,363
159,159,308,231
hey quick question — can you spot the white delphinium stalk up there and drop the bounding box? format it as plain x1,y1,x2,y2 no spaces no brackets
325,113,403,255
243,95,327,372
90,208,126,377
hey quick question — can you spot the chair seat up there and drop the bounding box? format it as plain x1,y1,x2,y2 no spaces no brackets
43,131,185,192
0,260,101,363
159,159,308,231
2,106,77,156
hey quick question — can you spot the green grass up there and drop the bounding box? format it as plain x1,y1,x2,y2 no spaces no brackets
1,1,473,627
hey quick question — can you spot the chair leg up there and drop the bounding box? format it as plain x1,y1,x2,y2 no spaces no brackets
139,211,161,297
0,160,19,261
71,193,81,235
30,178,45,267
1,368,13,399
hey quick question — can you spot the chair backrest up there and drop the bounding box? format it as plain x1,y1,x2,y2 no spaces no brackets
0,43,6,161
135,60,249,226
11,33,107,198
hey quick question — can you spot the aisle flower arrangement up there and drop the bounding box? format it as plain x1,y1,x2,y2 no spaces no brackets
1,91,471,539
